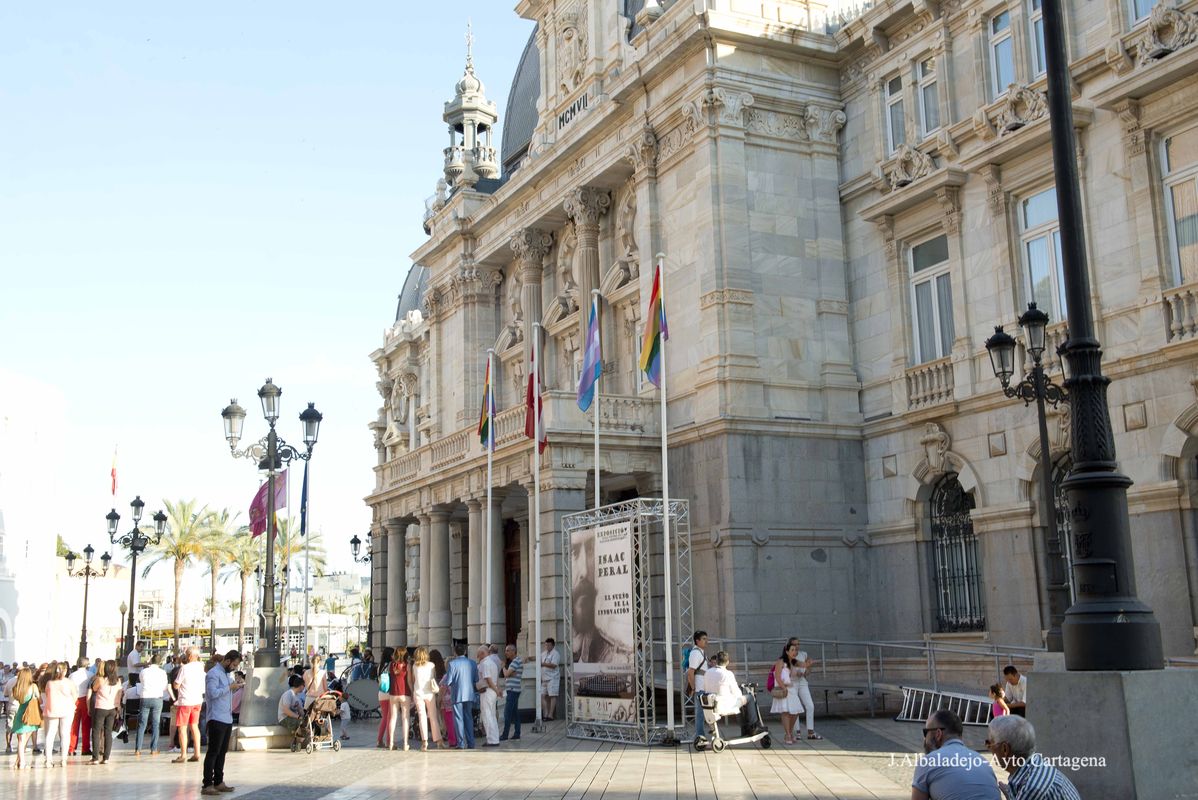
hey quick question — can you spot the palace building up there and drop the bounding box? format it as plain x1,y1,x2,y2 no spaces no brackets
365,0,1198,667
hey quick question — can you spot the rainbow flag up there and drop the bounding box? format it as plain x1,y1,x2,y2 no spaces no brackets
478,357,496,450
638,263,669,387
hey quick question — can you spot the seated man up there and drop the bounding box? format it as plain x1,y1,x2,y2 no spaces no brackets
277,675,305,732
703,650,747,717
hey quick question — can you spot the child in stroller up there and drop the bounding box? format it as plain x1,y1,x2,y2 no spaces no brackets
693,651,771,752
291,689,345,754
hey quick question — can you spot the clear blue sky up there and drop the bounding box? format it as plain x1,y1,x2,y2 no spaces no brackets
0,3,534,584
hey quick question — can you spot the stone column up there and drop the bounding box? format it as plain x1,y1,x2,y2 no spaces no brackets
563,187,610,342
405,523,421,643
428,509,452,653
466,499,483,645
384,519,407,645
370,524,387,649
418,512,431,646
487,497,506,645
511,228,554,370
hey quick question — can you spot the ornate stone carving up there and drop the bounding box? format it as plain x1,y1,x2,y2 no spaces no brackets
745,109,810,140
936,186,961,234
1105,39,1133,76
982,165,1005,217
557,7,588,94
972,107,997,141
1114,99,1145,158
699,289,754,309
657,100,704,163
604,181,639,293
920,422,952,473
878,215,897,260
563,186,611,229
510,227,554,281
555,224,578,306
623,123,658,175
706,88,755,126
885,143,935,189
1049,402,1071,452
993,84,1048,134
804,104,848,143
506,269,524,332
1134,3,1198,67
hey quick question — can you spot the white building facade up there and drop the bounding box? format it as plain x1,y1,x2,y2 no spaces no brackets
365,0,1198,662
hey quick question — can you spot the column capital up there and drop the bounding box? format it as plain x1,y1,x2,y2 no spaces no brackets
466,498,482,512
563,186,611,231
510,227,554,281
428,508,452,523
383,519,406,536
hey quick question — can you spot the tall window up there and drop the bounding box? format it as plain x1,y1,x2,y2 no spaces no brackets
917,57,940,137
1020,187,1067,318
910,234,954,363
1130,0,1157,23
928,474,985,633
1163,127,1198,286
1029,0,1046,77
886,75,906,154
990,10,1015,98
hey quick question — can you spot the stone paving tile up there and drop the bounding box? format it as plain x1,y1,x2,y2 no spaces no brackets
0,715,1005,800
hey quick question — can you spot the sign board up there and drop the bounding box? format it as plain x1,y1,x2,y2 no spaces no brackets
570,521,635,723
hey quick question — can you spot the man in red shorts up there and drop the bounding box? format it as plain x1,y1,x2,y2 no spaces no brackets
172,647,205,763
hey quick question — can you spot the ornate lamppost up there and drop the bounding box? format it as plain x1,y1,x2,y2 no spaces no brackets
1039,0,1162,668
349,532,371,563
985,303,1072,651
65,545,111,660
221,379,322,668
107,496,167,658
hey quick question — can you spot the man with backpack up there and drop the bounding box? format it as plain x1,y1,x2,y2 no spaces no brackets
685,631,709,741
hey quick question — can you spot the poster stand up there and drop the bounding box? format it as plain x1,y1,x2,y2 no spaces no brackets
561,498,692,746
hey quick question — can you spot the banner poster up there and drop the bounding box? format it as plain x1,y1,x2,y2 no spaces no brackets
571,521,636,723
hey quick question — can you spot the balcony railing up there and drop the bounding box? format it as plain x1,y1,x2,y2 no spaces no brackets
906,357,955,410
1164,280,1198,343
430,430,470,470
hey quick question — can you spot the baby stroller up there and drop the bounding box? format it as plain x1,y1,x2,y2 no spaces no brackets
693,683,771,753
291,690,344,754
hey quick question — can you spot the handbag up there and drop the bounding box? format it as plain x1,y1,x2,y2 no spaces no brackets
21,690,43,727
378,670,391,693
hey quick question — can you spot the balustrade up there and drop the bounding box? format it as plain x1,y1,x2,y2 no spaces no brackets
1164,281,1198,343
906,358,955,410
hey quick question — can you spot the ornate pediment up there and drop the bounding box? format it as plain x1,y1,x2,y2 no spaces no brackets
1134,3,1198,67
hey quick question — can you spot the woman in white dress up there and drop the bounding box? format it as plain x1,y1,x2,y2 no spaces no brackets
770,639,802,745
790,639,820,740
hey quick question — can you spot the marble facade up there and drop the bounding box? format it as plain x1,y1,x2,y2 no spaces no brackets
365,0,1198,670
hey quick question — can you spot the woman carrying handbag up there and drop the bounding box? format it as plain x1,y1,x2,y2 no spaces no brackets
10,667,41,769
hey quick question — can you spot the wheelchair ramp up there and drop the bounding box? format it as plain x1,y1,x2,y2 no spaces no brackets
896,685,992,726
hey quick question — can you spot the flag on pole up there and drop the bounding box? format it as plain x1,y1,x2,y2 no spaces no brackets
524,349,548,454
577,294,602,411
249,469,288,538
478,357,496,450
299,461,310,537
638,263,669,387
110,447,118,496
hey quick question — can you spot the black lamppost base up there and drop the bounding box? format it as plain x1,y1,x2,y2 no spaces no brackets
1062,604,1164,671
255,646,280,669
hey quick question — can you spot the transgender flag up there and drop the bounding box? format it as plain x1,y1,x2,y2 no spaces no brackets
577,293,602,411
638,263,669,387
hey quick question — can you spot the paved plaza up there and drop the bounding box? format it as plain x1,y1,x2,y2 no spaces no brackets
1,715,1004,800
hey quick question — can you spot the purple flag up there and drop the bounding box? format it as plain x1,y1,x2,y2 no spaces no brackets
577,294,602,411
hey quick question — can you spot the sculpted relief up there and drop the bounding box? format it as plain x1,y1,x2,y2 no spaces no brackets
558,9,588,95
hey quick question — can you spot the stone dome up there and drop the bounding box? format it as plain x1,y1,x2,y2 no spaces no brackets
500,29,540,177
456,65,484,98
395,264,429,322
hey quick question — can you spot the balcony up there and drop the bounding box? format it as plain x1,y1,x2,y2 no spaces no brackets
1164,280,1198,343
906,357,955,411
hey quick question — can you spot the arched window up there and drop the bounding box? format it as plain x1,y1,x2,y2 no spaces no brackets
1052,454,1075,602
928,473,985,632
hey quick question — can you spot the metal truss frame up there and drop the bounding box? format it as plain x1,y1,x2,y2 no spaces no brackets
561,498,691,746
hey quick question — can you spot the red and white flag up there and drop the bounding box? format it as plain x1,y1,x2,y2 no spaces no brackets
523,349,548,454
249,469,288,537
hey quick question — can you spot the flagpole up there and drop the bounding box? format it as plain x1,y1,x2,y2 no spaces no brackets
532,321,543,731
592,289,601,510
485,348,495,645
304,463,311,662
656,253,676,734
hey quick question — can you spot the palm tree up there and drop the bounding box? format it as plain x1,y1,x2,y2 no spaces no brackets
141,499,216,653
328,599,347,616
273,517,328,647
221,531,262,652
204,509,240,643
311,596,326,615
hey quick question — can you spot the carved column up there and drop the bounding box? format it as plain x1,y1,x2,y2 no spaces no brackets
405,523,421,643
427,509,452,653
417,512,431,645
487,495,506,644
466,499,483,645
564,187,611,342
384,519,407,645
511,228,554,371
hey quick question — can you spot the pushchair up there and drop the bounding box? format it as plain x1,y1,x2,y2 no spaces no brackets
290,690,344,754
693,683,771,752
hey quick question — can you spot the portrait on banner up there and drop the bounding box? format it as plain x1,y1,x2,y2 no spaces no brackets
570,521,635,722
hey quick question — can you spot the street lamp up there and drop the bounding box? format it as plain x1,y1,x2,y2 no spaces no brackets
119,601,128,657
350,532,371,563
985,304,1072,652
222,379,322,668
108,496,167,658
65,544,111,660
1037,0,1163,669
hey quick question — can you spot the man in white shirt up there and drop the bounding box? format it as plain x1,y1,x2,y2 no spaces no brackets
703,651,747,716
67,657,93,756
539,638,560,722
477,645,501,746
1002,665,1027,717
172,647,205,763
127,641,145,686
136,654,172,755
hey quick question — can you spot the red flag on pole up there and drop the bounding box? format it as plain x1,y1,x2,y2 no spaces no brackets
523,349,548,454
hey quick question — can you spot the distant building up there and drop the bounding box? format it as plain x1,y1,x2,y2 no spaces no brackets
366,0,1198,659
